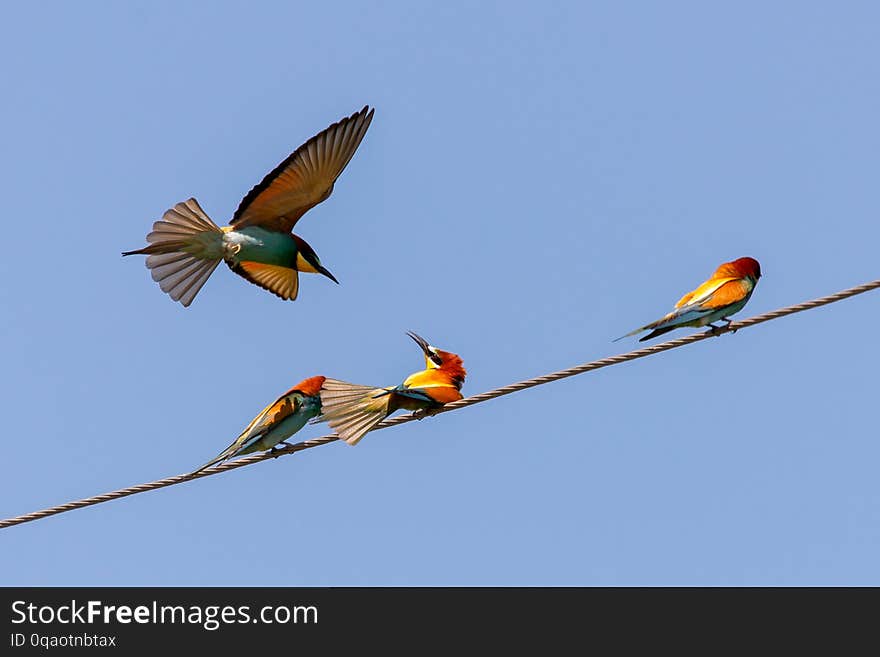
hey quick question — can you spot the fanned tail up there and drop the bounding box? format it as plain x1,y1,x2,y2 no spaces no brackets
314,378,392,446
123,198,224,307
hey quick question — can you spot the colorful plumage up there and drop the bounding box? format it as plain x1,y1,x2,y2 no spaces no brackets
124,106,374,306
315,332,467,446
616,257,762,342
192,376,325,473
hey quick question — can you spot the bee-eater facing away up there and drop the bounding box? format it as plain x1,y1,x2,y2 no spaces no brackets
123,106,374,306
192,376,325,473
616,257,762,342
315,332,467,446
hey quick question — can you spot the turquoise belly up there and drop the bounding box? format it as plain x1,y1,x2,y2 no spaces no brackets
229,227,298,267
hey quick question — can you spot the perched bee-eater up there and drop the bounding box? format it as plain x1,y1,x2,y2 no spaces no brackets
124,106,374,306
193,376,326,473
316,332,467,446
616,256,762,342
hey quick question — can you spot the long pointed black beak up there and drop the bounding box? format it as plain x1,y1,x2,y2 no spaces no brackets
316,265,339,284
406,331,432,355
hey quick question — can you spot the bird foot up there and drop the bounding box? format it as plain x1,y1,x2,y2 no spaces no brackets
269,443,292,459
707,319,735,337
413,408,440,420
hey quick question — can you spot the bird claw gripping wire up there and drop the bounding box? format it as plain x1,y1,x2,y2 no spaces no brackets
706,318,735,337
412,408,441,421
269,443,293,458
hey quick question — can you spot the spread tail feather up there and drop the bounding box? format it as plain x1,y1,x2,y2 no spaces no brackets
123,198,224,307
314,378,392,446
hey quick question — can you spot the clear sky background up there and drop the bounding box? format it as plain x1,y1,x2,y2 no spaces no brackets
2,2,878,585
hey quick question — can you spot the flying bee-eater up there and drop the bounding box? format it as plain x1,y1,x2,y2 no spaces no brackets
315,332,467,446
615,256,762,342
124,106,374,306
192,376,326,473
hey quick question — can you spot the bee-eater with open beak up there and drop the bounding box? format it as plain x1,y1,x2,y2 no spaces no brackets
615,256,762,342
123,106,374,306
192,376,325,473
315,332,467,446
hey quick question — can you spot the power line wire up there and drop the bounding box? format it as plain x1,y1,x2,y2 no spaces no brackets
3,277,878,530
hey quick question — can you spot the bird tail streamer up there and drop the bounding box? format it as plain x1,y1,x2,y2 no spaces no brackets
192,442,240,475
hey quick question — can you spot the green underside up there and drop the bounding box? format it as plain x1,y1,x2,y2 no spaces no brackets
230,226,298,267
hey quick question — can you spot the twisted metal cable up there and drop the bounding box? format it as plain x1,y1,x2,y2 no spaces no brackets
3,277,878,530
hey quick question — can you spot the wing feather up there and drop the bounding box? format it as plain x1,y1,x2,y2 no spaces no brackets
230,106,374,233
659,279,752,327
237,394,298,448
696,278,752,310
675,277,738,309
231,261,299,301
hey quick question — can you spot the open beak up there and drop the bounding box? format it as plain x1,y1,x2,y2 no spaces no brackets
316,265,339,284
406,331,432,355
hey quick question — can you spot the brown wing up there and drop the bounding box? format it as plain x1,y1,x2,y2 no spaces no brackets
230,106,374,233
231,261,300,300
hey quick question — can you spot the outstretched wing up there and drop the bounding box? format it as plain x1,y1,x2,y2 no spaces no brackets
230,261,300,300
230,106,374,233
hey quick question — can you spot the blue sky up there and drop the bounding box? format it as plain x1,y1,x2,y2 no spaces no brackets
2,1,879,585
